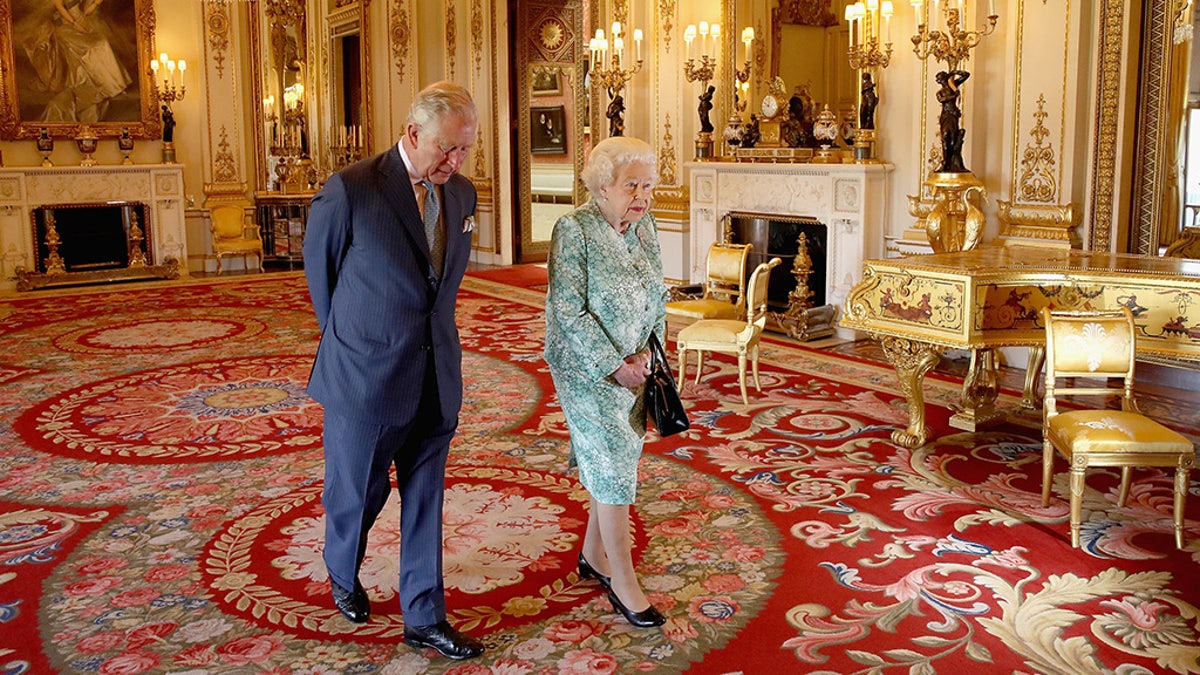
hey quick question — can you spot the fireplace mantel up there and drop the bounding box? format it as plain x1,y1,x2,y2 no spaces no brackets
0,164,187,291
687,161,892,339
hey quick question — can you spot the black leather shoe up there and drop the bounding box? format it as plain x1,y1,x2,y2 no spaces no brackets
331,580,370,623
577,553,612,588
404,620,485,660
607,589,666,628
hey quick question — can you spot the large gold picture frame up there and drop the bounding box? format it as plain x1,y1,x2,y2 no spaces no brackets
0,0,160,140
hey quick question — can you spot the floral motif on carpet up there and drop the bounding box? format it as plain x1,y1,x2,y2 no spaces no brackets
0,272,1196,674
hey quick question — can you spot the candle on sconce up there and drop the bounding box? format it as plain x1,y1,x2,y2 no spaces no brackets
742,26,754,61
710,24,721,50
178,60,186,87
633,29,643,62
698,21,709,56
613,36,624,67
684,24,697,59
882,1,893,42
988,0,995,16
845,4,855,49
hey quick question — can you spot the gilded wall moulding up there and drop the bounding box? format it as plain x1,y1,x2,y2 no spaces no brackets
1018,94,1057,204
471,0,484,73
614,0,627,27
446,0,458,80
996,199,1077,247
212,126,239,185
390,1,411,82
205,1,231,80
1089,0,1124,252
653,185,689,220
659,0,675,52
659,115,678,186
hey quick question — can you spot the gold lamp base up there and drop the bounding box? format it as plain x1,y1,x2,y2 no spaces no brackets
921,170,987,253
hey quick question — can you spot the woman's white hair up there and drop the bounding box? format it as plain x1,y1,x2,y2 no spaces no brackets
407,81,478,133
581,136,657,198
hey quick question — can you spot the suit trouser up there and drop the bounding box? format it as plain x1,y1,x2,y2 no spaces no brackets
321,369,455,626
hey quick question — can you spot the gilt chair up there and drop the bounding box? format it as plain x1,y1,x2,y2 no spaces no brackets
666,242,753,322
209,202,264,274
1040,307,1195,549
676,257,781,405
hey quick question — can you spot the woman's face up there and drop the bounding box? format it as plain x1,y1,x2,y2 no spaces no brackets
598,162,656,230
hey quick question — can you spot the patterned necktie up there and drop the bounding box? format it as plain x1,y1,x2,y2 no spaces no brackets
421,179,444,276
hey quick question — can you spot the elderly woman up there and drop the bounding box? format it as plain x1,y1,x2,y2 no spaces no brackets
544,136,668,628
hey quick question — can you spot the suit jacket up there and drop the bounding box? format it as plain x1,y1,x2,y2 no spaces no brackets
304,146,477,426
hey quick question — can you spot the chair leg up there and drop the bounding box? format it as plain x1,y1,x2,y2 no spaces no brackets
1117,467,1132,507
1069,467,1086,548
694,351,705,385
751,344,761,392
1175,467,1189,550
737,354,749,405
215,254,223,275
1041,441,1054,507
677,349,688,395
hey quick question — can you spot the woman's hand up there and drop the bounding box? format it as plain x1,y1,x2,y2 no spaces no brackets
612,353,651,389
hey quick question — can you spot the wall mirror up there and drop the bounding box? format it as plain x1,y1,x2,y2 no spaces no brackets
513,0,587,263
730,0,857,134
249,0,371,195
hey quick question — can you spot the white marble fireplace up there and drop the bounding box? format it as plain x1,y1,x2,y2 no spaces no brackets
686,161,893,339
0,165,188,291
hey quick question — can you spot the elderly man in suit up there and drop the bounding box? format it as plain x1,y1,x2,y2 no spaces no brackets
303,81,483,660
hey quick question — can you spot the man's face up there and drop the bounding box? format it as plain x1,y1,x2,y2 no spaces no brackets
406,113,478,184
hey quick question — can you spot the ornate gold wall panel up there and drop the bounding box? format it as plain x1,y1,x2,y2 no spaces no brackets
202,1,247,201
1088,0,1125,252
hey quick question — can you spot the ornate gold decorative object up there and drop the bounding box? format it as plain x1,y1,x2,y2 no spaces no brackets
845,0,893,70
75,126,99,167
769,233,837,341
128,212,148,268
658,115,678,185
205,2,231,79
923,171,986,252
42,211,66,276
996,200,1077,248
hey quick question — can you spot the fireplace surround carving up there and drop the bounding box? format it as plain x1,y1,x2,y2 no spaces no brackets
0,165,187,291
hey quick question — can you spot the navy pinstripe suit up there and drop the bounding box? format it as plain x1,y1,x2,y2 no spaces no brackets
303,145,476,626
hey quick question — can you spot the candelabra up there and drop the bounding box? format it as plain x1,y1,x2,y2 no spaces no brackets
911,0,997,73
589,22,643,137
150,52,187,106
907,0,998,253
845,0,894,162
683,22,720,159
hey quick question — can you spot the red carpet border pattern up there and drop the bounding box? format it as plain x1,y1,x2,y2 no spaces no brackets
0,271,1197,674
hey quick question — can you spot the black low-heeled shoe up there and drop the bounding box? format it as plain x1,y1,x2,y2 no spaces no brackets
577,553,612,588
607,588,666,628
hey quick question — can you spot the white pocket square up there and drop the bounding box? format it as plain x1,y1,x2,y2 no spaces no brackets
463,215,476,233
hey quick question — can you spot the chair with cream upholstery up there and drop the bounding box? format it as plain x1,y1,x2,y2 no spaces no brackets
665,242,753,322
1040,307,1195,549
209,202,264,274
676,257,781,405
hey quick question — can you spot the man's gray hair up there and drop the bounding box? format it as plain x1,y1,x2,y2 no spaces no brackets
407,81,478,132
581,136,657,198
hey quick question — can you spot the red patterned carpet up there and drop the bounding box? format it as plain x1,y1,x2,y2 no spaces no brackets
1,271,1198,674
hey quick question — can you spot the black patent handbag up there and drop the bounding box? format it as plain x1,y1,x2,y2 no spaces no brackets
645,332,690,437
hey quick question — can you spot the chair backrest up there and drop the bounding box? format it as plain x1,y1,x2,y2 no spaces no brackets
704,242,752,308
1042,307,1137,418
210,203,252,241
744,257,782,331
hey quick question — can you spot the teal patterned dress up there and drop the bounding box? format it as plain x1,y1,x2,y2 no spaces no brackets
544,201,668,504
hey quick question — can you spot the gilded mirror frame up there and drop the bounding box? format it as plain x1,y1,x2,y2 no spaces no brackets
249,0,310,193
515,0,586,262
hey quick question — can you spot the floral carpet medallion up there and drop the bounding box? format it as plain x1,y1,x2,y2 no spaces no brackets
1,272,1198,674
52,313,268,354
16,356,323,463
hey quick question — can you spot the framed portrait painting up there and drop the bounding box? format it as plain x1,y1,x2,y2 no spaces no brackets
0,0,161,139
530,105,567,155
531,66,561,97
